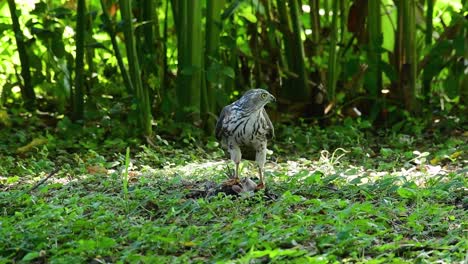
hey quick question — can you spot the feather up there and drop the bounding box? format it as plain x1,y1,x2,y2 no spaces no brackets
215,105,231,140
262,108,274,140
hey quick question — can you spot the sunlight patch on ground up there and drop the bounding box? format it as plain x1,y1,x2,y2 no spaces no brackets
170,160,226,175
1,154,459,191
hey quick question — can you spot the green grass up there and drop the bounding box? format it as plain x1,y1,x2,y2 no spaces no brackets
0,121,466,263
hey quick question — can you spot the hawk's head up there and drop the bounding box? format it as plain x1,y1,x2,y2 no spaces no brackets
236,89,276,112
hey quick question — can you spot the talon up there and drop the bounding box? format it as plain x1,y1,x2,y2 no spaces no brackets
226,178,239,185
256,182,265,190
232,185,243,194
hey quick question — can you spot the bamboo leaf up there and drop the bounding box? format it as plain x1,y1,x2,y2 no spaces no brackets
222,66,235,79
381,61,397,82
239,11,257,23
221,0,243,20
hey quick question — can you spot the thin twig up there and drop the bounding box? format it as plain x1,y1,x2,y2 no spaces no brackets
28,168,60,193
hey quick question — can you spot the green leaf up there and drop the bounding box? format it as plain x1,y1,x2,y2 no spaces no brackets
239,12,257,23
78,239,96,250
50,7,73,18
304,171,323,185
221,66,235,79
221,0,243,20
207,64,221,83
397,187,416,199
206,140,219,150
31,2,48,15
98,237,117,248
381,61,397,82
380,148,393,157
0,23,10,32
7,176,19,184
22,252,40,261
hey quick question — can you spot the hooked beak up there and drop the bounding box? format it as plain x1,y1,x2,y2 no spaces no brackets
269,94,276,102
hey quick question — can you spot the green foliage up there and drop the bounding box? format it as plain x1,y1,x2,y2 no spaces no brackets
0,0,465,129
1,118,466,262
0,1,466,261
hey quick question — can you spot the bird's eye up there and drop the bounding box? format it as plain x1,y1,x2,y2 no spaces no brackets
261,93,268,99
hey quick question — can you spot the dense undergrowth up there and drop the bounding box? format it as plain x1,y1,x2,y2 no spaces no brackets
0,114,467,263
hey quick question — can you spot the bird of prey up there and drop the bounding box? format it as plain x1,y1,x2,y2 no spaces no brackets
215,89,275,188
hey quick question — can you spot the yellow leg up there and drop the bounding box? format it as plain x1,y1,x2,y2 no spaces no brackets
234,162,240,179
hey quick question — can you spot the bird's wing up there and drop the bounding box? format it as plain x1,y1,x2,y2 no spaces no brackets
215,105,231,140
262,108,275,140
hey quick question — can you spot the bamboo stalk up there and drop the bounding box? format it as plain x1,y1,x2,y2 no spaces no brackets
170,0,179,33
175,0,203,122
327,0,339,101
72,0,86,120
162,0,169,93
175,0,188,112
7,0,36,110
139,0,161,107
276,0,310,102
401,0,418,112
367,0,382,119
423,0,434,103
339,0,347,43
262,0,280,58
141,0,155,67
395,0,403,96
462,29,468,109
276,0,293,74
324,0,330,24
120,0,152,136
187,0,202,120
85,12,95,97
308,0,327,97
408,0,418,112
288,0,309,96
205,0,225,131
100,0,133,93
261,0,282,98
224,17,237,95
309,0,321,56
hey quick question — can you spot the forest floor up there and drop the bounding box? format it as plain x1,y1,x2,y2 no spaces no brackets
0,118,467,263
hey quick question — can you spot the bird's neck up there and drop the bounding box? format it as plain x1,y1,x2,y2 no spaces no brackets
234,104,264,114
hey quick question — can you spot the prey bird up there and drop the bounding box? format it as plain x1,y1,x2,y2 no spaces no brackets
215,89,275,188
